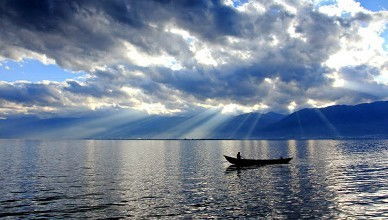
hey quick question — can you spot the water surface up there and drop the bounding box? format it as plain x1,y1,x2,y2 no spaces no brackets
0,139,387,218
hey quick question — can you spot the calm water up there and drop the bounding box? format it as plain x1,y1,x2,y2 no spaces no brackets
0,139,387,218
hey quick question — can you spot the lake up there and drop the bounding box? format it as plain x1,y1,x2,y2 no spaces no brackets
0,139,387,218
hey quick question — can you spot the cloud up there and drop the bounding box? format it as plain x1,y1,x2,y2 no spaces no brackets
0,81,63,106
0,0,387,117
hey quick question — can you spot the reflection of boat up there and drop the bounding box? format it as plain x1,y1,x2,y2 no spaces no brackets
225,165,259,172
224,155,292,167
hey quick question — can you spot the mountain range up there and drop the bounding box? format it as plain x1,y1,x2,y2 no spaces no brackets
1,101,387,139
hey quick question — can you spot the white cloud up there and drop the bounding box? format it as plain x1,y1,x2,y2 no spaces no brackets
123,41,183,70
307,99,336,108
326,14,387,70
288,101,297,112
220,103,269,114
194,46,219,66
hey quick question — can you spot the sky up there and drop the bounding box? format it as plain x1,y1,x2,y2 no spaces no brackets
0,0,387,119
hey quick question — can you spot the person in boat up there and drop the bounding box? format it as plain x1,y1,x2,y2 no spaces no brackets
237,152,241,160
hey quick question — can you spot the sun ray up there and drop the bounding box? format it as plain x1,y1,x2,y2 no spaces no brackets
157,110,220,139
245,113,263,139
313,108,342,138
180,111,230,139
228,113,251,139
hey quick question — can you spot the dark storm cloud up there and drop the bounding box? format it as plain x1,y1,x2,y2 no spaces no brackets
338,65,388,98
0,81,63,106
143,5,340,104
0,0,81,32
0,0,241,47
0,0,386,115
0,0,244,75
340,65,380,82
64,81,112,98
63,81,123,98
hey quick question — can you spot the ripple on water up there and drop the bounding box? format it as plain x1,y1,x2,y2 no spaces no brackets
0,139,387,218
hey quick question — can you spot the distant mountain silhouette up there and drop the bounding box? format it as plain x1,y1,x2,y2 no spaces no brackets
258,101,388,139
0,116,92,139
0,101,387,139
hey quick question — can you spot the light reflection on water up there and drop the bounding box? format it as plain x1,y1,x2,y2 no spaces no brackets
0,139,387,218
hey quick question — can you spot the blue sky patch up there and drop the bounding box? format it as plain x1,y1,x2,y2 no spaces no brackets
357,0,387,11
231,0,248,8
383,30,388,51
0,59,85,82
315,0,386,11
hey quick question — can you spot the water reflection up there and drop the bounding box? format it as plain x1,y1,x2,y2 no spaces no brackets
225,164,263,172
0,139,387,218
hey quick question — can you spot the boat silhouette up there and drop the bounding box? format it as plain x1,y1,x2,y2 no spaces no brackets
224,155,292,167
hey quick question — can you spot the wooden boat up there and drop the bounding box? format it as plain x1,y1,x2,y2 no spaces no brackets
224,155,292,166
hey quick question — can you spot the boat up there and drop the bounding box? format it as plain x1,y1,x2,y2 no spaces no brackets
224,155,292,166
